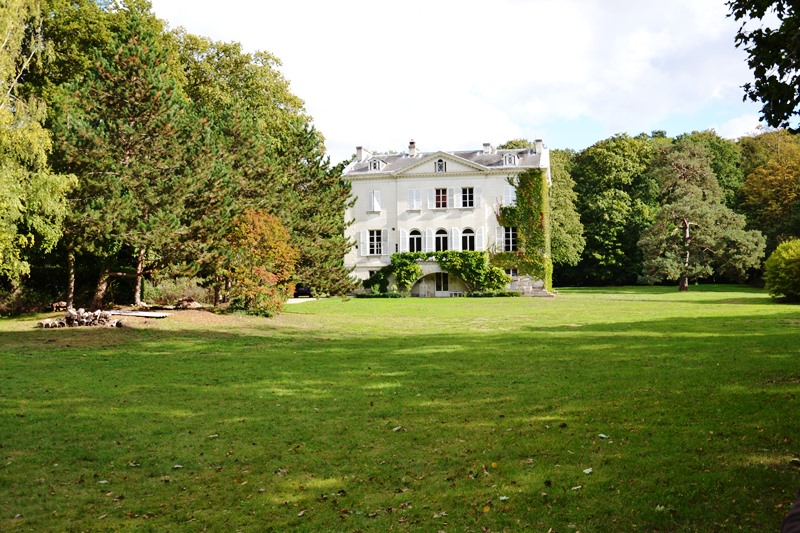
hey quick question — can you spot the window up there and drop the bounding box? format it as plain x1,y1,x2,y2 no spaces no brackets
505,268,519,277
503,185,517,207
462,228,475,251
409,230,422,252
435,188,448,209
504,226,518,252
504,154,517,166
368,190,381,212
407,189,422,210
435,272,449,292
435,158,446,173
369,229,383,255
461,187,474,208
369,159,384,171
435,229,448,252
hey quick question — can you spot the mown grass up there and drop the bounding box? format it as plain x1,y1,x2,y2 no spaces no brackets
1,285,799,531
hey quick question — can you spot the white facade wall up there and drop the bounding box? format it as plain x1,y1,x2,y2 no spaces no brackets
345,160,523,281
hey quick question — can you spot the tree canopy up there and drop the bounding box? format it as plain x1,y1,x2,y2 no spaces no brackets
728,0,800,130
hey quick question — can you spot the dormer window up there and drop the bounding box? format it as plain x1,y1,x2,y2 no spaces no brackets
369,159,385,171
435,159,446,173
504,153,517,166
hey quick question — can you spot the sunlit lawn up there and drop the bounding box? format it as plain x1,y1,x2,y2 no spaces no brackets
1,285,799,531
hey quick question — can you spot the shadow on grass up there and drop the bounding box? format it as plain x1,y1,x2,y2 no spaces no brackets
1,299,799,531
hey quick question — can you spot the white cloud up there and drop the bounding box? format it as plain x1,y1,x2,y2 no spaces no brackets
150,0,764,162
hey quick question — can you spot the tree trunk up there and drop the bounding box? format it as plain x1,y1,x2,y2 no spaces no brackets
66,247,76,309
93,266,110,309
680,218,691,292
679,276,689,291
134,248,146,307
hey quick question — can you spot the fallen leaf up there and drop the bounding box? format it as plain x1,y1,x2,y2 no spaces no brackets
598,433,609,439
482,505,491,513
297,510,305,517
392,426,403,432
173,465,183,469
499,496,509,501
583,468,593,475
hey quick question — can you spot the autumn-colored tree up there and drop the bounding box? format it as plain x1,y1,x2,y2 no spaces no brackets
226,210,298,317
740,133,800,253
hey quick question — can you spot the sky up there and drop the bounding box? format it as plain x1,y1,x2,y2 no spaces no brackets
149,0,765,164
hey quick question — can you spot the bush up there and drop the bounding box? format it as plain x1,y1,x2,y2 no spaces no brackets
355,292,407,298
764,239,800,301
467,290,522,298
143,277,214,306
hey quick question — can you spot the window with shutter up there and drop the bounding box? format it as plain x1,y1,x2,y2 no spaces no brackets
503,185,516,207
368,190,381,212
462,228,475,251
399,229,409,253
435,229,448,252
476,227,484,250
424,229,434,252
450,228,461,251
409,230,422,252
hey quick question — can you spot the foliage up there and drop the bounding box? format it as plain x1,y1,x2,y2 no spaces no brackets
496,168,553,291
763,238,800,300
142,277,213,306
676,130,744,207
728,0,800,130
367,251,509,294
549,149,585,267
466,290,521,297
739,132,800,253
0,0,75,283
566,133,657,284
639,143,765,290
225,210,298,317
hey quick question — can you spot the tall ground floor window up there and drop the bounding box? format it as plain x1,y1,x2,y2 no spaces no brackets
462,228,475,251
409,230,422,252
435,272,449,292
504,226,518,252
435,229,448,251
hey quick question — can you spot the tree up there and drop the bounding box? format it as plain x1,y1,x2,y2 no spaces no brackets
728,0,800,130
740,139,800,252
549,149,585,267
51,2,200,307
568,134,658,284
226,210,298,316
763,238,800,301
639,143,765,290
0,0,75,283
676,130,744,207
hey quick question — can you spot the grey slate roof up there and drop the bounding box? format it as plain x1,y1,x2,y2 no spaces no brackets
344,148,544,177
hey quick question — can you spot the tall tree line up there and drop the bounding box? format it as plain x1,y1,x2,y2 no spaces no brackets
1,0,353,311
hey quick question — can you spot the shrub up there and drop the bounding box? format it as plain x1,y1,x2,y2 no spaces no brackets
764,239,800,301
467,290,522,298
143,277,214,306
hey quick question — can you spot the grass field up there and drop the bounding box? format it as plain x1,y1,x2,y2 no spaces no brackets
1,285,799,531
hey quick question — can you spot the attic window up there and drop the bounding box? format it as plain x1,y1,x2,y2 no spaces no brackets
504,154,517,166
369,159,384,171
435,159,446,173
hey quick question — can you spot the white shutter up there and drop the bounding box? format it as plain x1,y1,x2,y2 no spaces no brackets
407,190,415,210
368,191,374,212
450,228,461,251
360,229,368,256
496,226,504,251
373,190,381,212
447,188,455,209
476,227,485,250
475,186,482,208
381,229,389,256
425,229,434,253
414,189,422,210
399,229,408,253
428,188,435,209
455,188,463,209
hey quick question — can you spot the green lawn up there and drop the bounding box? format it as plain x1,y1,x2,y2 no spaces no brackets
1,286,799,531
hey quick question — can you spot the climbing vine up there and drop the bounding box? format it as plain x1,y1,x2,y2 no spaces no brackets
364,251,509,294
495,168,553,292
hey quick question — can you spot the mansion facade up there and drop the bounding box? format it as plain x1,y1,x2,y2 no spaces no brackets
343,140,551,296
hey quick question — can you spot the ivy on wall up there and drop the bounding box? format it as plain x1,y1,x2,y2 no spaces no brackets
364,251,509,294
495,168,553,292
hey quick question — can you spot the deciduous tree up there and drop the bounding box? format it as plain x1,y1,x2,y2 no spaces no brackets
728,0,800,130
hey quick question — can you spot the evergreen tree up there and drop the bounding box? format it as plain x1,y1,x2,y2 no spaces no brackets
549,149,585,268
639,143,765,290
51,2,198,306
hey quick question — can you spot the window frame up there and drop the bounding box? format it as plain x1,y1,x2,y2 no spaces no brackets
369,229,383,255
435,229,449,252
504,226,518,252
462,228,476,251
409,229,422,253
